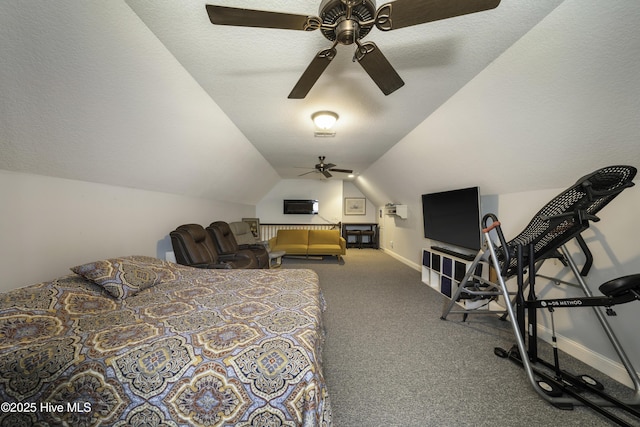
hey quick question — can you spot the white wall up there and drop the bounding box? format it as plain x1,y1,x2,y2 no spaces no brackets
0,174,375,292
0,1,279,291
355,0,640,386
342,181,377,224
0,1,279,205
0,170,254,292
256,179,374,225
257,179,342,225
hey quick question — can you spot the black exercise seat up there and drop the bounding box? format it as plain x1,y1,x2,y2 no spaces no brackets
599,274,640,298
495,165,636,278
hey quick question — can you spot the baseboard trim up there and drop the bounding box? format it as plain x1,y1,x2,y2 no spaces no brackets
380,248,421,272
381,248,638,389
537,325,637,389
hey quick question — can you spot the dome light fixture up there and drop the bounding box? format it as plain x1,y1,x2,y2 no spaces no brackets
311,111,339,130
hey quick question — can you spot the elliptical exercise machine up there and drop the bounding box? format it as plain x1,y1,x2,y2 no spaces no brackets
441,165,640,426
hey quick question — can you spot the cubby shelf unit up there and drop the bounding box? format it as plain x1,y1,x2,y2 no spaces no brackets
422,248,498,311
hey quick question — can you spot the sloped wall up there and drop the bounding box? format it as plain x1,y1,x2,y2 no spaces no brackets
0,1,279,205
0,1,283,290
0,170,255,292
355,0,640,384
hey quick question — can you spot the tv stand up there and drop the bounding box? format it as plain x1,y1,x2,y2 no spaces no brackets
430,246,475,261
422,247,496,310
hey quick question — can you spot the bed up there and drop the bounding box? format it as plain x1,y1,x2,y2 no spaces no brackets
0,255,332,426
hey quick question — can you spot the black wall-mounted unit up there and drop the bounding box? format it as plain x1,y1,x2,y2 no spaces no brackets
283,199,319,215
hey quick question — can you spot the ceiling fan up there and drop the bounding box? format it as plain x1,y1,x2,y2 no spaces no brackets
205,0,500,98
299,156,353,178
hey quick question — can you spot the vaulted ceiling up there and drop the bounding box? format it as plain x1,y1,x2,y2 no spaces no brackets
124,0,564,179
2,1,638,206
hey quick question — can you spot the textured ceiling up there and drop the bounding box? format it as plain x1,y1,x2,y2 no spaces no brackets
125,0,565,180
0,1,281,204
4,0,636,203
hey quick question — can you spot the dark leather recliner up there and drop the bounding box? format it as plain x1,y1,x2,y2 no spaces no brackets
170,224,258,269
207,221,269,269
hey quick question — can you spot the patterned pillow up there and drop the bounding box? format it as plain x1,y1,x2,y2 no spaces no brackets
71,255,174,299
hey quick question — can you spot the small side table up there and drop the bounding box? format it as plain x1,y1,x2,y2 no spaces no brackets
269,250,286,268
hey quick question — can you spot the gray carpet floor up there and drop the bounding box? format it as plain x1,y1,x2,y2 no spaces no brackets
282,249,638,426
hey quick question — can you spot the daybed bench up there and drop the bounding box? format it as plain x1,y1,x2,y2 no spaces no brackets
268,229,346,261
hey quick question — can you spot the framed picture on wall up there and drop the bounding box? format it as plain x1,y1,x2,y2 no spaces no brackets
241,218,260,238
344,198,366,215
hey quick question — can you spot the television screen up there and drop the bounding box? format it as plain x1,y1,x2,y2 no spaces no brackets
421,187,481,251
283,199,319,215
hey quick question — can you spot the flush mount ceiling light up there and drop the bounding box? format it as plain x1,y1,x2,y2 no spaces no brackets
311,111,339,130
312,110,339,137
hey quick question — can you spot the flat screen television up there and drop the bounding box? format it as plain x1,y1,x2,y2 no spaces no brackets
283,199,319,215
421,187,482,251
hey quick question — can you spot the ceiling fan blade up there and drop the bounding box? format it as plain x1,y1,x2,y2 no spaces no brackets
375,0,500,31
298,170,316,176
206,5,321,31
288,46,337,99
329,168,353,173
354,42,404,96
322,170,333,178
324,163,336,169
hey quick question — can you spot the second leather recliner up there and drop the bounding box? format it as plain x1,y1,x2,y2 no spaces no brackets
207,221,269,269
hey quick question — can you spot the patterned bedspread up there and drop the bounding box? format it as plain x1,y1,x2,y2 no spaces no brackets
0,256,331,426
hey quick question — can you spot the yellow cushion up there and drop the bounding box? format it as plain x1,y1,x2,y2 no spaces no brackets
308,229,340,245
276,229,309,245
270,229,345,256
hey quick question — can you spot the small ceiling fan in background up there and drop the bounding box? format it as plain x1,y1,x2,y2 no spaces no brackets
205,0,501,98
299,156,353,178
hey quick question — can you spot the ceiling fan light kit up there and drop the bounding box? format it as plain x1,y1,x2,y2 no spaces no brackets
205,0,501,98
